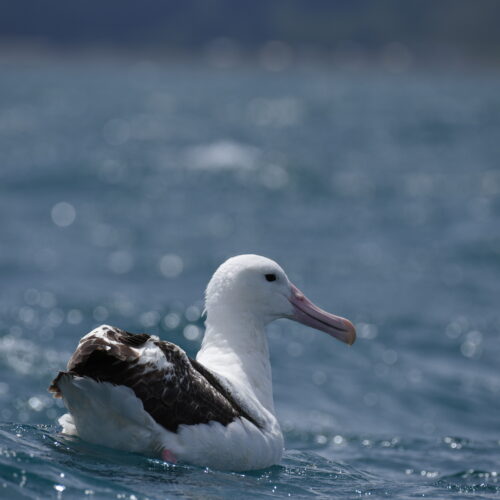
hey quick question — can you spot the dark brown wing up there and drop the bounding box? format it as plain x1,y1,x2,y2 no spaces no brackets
49,325,260,432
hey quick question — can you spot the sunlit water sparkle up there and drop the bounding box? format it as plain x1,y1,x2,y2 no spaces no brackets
0,59,499,498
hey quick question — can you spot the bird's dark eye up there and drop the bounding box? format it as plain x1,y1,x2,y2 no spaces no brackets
265,274,277,282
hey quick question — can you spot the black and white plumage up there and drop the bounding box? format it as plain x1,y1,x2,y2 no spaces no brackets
50,326,260,432
50,255,355,471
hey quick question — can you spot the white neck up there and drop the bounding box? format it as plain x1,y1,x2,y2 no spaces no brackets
196,310,275,414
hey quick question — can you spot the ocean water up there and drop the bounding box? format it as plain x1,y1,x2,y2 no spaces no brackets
0,58,499,498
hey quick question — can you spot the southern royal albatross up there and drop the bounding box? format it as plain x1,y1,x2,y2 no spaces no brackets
49,254,356,471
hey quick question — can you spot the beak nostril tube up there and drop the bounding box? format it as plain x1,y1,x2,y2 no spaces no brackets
288,284,356,345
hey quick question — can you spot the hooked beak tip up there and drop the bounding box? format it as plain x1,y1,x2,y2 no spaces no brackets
343,319,357,345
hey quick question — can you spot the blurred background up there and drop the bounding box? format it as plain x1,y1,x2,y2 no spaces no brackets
1,1,500,498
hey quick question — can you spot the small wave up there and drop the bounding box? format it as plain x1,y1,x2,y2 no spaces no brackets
436,470,500,494
0,424,388,499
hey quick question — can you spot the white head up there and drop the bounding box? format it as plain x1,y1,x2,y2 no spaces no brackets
205,254,355,345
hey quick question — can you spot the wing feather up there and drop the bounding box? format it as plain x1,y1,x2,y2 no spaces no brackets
49,325,260,432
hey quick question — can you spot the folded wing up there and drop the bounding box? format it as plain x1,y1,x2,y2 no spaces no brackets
49,325,259,432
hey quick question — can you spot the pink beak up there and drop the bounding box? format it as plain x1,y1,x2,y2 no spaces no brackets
288,284,356,345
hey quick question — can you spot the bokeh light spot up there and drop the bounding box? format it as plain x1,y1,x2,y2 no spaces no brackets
140,311,160,328
163,312,181,330
183,324,200,341
51,202,76,227
159,254,183,278
185,305,201,322
67,309,83,325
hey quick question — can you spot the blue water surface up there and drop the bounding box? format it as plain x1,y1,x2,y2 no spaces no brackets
0,58,499,498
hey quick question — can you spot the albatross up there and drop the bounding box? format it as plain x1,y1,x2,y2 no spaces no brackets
49,254,356,471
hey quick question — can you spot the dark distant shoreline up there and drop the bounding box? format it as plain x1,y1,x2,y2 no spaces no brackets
1,41,499,73
1,0,500,69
